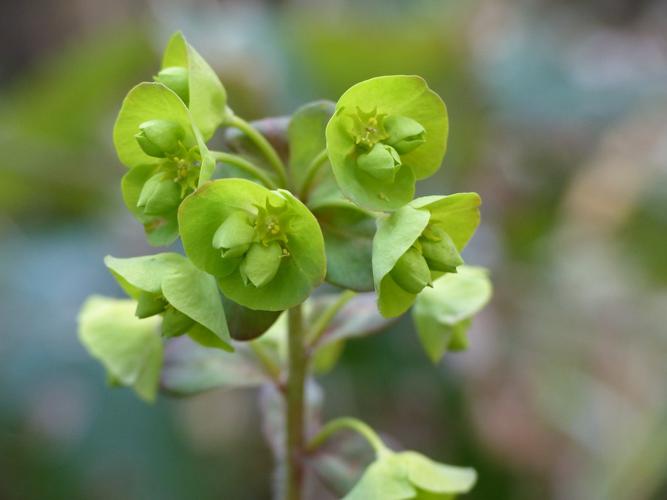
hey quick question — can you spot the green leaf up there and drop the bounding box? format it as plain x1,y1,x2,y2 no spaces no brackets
161,32,227,140
78,296,163,402
372,205,430,317
179,179,326,311
113,82,195,169
412,266,492,363
222,295,281,341
121,165,180,246
105,253,232,350
326,75,447,210
411,193,481,251
344,454,415,500
312,201,375,291
344,451,476,500
161,336,267,396
104,253,183,294
288,100,336,194
312,340,346,375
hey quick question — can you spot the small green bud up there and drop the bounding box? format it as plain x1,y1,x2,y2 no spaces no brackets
137,173,181,216
420,229,463,273
161,307,195,338
213,211,256,258
135,119,185,158
384,115,426,154
239,241,283,288
390,246,432,294
357,143,402,182
135,291,167,319
155,66,189,104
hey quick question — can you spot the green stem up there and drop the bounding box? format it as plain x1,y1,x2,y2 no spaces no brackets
306,290,356,348
286,304,306,500
226,114,288,187
300,149,329,202
210,151,277,189
307,417,390,458
249,341,282,383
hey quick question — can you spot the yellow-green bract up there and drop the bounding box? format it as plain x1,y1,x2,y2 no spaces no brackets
113,82,216,245
104,253,232,351
413,266,492,363
179,179,326,311
344,450,476,499
372,193,481,317
78,296,163,402
325,75,448,211
159,31,228,141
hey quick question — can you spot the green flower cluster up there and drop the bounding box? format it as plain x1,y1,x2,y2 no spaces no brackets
77,29,491,500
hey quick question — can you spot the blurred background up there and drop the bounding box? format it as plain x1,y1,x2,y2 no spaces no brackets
1,0,667,498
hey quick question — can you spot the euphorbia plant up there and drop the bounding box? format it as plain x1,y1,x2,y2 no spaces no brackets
78,32,491,500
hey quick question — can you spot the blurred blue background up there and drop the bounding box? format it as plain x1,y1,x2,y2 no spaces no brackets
1,0,667,499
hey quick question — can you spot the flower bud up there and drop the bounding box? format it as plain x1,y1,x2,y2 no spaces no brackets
390,246,432,294
135,291,167,319
384,115,426,154
155,66,189,104
135,119,185,158
213,211,256,259
420,230,463,273
357,143,402,182
161,307,195,338
239,241,283,288
137,173,181,216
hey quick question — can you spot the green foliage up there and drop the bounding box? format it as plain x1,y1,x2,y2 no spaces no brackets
78,30,491,500
104,253,232,351
78,296,163,402
413,266,492,363
160,32,228,140
344,451,476,500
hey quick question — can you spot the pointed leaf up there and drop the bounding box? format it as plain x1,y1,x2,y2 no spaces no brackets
313,201,375,291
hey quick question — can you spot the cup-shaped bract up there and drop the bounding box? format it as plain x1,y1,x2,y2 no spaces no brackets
104,253,232,351
326,75,448,211
114,82,216,245
372,193,481,317
113,82,196,169
179,179,326,311
159,31,227,141
344,450,476,500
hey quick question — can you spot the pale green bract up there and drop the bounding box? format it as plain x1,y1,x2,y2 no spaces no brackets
179,178,326,311
78,296,163,402
160,31,228,140
104,253,232,351
413,266,492,363
325,75,448,211
344,451,476,500
372,193,481,318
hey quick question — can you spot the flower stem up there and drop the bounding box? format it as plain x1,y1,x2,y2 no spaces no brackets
305,290,356,349
307,417,390,458
210,151,278,189
300,149,329,202
286,304,306,500
226,114,288,187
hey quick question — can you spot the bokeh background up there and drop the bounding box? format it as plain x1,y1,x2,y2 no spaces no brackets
2,0,667,499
